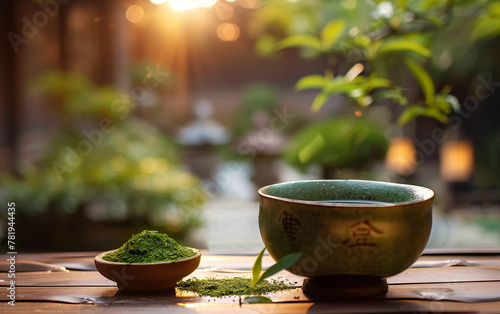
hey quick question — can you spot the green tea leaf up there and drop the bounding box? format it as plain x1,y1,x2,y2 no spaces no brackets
243,296,274,304
321,20,346,51
295,75,326,90
276,35,322,51
405,58,435,106
260,252,302,282
251,247,266,287
375,40,431,58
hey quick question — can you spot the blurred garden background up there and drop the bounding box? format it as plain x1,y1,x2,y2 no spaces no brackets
1,0,500,252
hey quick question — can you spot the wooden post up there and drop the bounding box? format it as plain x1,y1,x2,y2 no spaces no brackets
1,0,21,174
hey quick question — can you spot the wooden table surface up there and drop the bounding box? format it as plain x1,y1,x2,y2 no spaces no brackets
1,250,500,313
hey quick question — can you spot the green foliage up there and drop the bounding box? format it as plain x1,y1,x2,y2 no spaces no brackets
405,58,435,105
471,2,500,41
397,59,460,125
233,83,281,136
275,19,346,54
276,34,322,51
372,40,431,59
321,20,347,50
30,72,130,120
0,72,206,237
296,70,393,112
284,118,389,171
252,0,500,124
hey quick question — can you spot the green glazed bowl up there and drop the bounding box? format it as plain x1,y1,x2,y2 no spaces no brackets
258,180,434,297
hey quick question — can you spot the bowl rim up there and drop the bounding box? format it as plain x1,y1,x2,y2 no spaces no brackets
258,179,435,208
94,247,201,266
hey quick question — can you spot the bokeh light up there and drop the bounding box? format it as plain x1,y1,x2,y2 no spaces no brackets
168,0,218,11
126,5,145,24
217,23,240,41
441,140,474,182
216,3,234,20
238,0,261,9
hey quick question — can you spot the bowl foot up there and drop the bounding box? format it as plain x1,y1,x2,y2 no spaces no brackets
117,281,177,292
302,275,388,298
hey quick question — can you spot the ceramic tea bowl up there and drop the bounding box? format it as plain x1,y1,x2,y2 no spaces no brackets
94,248,201,292
258,180,434,297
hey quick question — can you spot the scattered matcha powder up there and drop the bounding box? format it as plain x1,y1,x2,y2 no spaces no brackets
177,277,296,297
102,230,196,263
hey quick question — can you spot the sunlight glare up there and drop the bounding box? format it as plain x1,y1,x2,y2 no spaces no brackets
168,0,218,11
150,0,168,4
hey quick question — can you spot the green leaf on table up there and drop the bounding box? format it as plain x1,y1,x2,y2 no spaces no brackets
251,246,302,288
243,296,273,304
275,35,322,51
251,246,266,287
295,75,326,90
397,105,448,125
259,252,302,282
321,20,346,51
375,40,431,58
404,58,435,106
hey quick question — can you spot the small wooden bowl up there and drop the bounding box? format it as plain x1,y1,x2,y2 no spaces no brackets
94,248,201,292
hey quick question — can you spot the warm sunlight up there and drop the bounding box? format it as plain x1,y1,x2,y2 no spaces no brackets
167,0,218,11
126,5,145,24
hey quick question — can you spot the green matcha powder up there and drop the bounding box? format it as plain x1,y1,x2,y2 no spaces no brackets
103,230,296,297
102,230,196,263
177,277,296,298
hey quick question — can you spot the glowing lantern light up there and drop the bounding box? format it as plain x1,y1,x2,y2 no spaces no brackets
385,137,417,176
440,140,474,182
